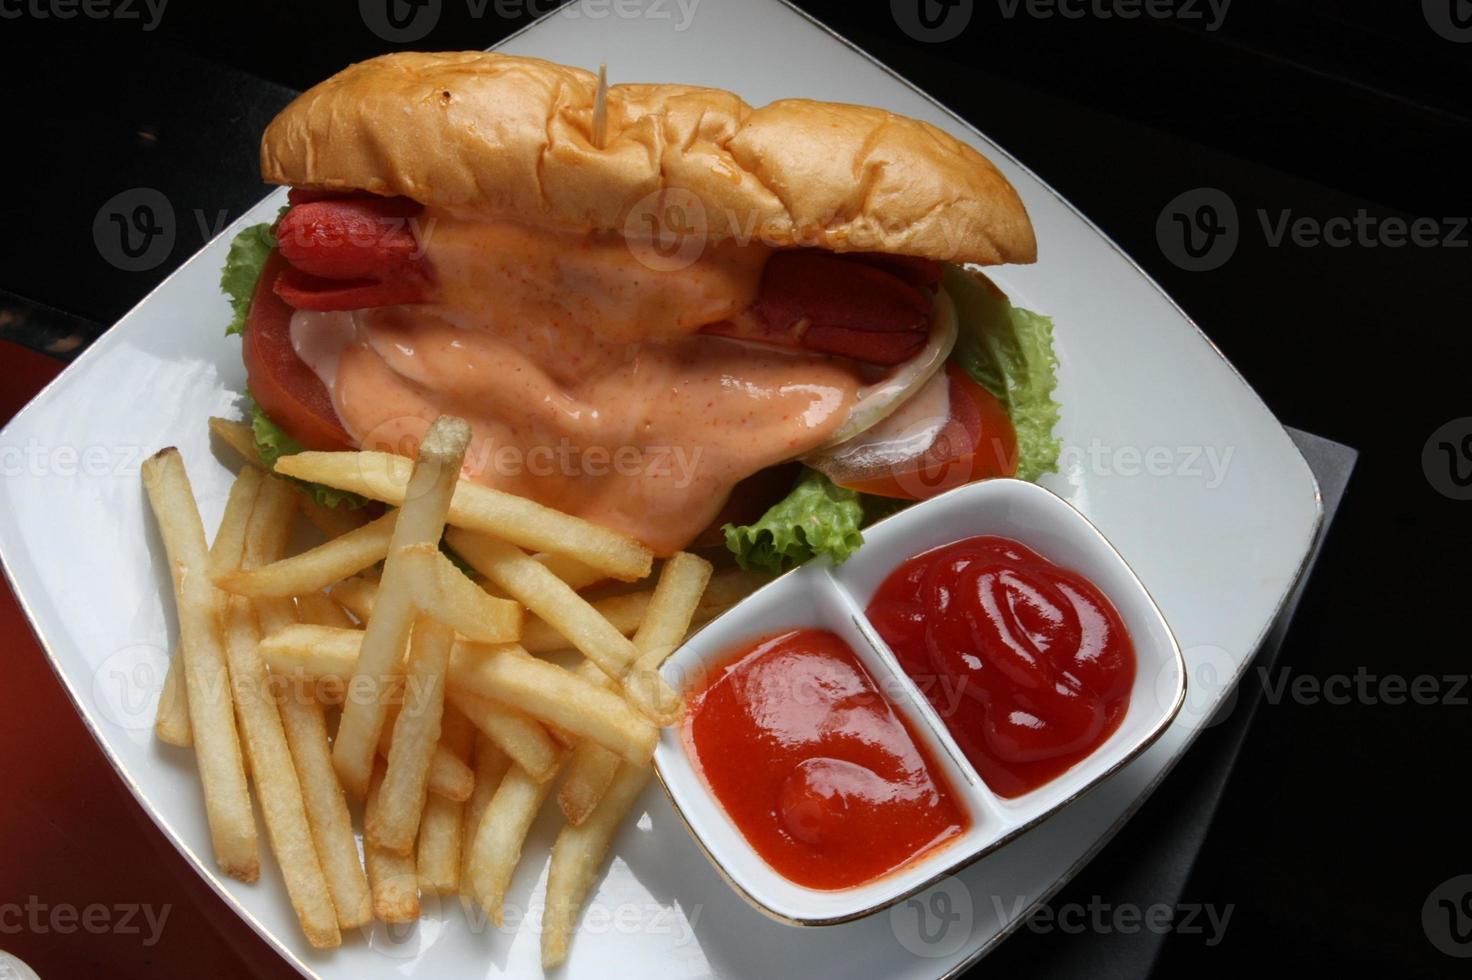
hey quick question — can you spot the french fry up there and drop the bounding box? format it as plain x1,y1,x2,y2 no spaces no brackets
447,689,563,783
542,763,652,968
327,575,377,621
467,763,558,924
215,511,395,597
396,542,523,643
249,544,374,931
364,765,420,924
369,616,452,855
418,707,474,895
155,645,191,747
332,417,471,799
521,591,649,654
533,552,608,591
208,416,260,464
462,735,510,892
142,449,258,881
208,416,367,539
221,474,340,948
376,700,475,803
260,626,656,766
276,687,373,930
444,530,682,724
274,450,652,581
295,592,356,629
450,643,658,765
559,553,711,825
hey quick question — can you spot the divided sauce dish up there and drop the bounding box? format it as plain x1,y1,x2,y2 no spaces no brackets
653,478,1187,925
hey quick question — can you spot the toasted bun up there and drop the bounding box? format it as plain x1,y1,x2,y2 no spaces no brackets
261,52,1035,266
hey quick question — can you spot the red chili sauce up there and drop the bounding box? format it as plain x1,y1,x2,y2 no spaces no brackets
866,536,1136,798
683,629,969,890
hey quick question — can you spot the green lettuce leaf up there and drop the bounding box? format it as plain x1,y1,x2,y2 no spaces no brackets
221,222,277,336
724,469,865,574
945,265,1062,482
248,401,369,512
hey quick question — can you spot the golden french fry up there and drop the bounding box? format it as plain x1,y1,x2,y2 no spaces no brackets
533,552,608,591
396,542,523,643
444,530,682,724
221,474,340,948
418,707,473,895
447,688,563,783
450,643,658,765
209,417,259,463
332,417,471,799
467,763,558,925
376,699,475,804
559,553,711,825
326,575,377,621
260,625,655,766
461,734,510,893
142,449,258,882
364,765,420,924
275,450,652,581
155,646,191,747
277,691,372,931
215,511,395,597
368,616,453,856
543,762,652,968
521,590,649,654
295,592,356,629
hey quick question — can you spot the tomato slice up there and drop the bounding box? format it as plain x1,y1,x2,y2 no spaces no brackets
835,363,1018,500
242,251,356,452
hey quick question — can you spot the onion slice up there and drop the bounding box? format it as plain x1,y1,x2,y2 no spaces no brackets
813,288,958,450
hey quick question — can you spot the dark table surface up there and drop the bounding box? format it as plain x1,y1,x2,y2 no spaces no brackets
1,2,1468,977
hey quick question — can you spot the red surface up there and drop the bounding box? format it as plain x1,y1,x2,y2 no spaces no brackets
682,629,968,890
867,535,1137,798
0,339,298,979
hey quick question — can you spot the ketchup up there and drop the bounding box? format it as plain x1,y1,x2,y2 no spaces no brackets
683,629,968,890
866,536,1136,798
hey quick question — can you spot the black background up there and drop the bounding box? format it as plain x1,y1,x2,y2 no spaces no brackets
1,1,1468,976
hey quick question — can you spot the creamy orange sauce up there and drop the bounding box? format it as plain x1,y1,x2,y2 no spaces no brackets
292,213,865,554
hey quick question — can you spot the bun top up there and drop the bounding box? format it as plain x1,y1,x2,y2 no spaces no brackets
260,51,1036,266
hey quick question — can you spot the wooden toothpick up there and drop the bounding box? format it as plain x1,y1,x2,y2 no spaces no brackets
593,62,608,150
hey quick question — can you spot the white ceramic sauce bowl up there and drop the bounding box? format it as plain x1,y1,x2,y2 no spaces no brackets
653,478,1186,926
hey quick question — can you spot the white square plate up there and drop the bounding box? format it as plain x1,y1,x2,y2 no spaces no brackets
0,1,1321,977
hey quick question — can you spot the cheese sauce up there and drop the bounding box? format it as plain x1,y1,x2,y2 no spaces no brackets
291,213,865,554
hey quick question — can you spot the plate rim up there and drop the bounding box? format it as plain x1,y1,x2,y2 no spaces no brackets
0,2,1325,977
